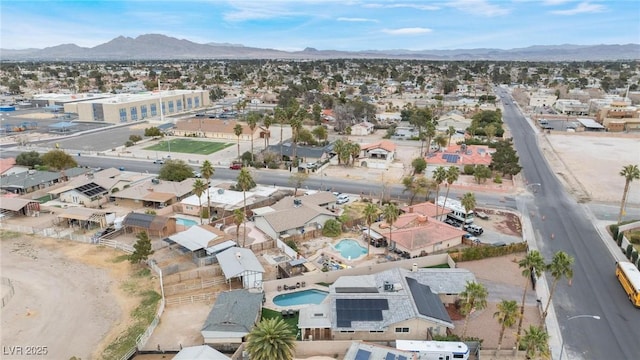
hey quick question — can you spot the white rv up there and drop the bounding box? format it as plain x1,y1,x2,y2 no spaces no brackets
396,340,469,360
436,196,474,224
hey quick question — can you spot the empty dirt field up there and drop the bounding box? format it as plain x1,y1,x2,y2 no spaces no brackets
0,232,154,360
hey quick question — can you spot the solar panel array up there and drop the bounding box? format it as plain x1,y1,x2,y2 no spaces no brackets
355,349,371,360
76,182,107,197
441,154,460,163
384,353,395,360
336,298,389,327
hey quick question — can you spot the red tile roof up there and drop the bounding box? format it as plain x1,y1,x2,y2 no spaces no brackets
401,201,450,218
426,144,494,166
361,140,397,152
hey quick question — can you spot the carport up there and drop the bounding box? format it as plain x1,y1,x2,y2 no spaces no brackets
0,197,40,217
57,207,108,229
48,121,78,133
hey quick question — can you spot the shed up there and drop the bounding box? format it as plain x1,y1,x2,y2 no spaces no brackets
173,345,230,360
216,247,265,289
122,212,175,238
201,289,263,345
0,197,40,217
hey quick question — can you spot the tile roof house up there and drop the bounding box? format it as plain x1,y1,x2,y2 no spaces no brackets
298,267,464,342
174,118,260,140
358,140,396,169
201,289,263,346
401,201,450,222
426,144,494,167
253,192,338,240
370,212,467,257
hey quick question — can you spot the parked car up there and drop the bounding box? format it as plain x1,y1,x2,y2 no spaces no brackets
336,194,350,205
475,211,489,220
463,224,484,235
229,162,242,170
194,172,202,178
464,233,481,243
153,159,165,164
444,217,462,227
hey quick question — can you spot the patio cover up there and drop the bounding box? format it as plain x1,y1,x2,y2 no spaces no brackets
169,225,219,252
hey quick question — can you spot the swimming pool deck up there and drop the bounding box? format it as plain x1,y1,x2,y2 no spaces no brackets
264,283,330,311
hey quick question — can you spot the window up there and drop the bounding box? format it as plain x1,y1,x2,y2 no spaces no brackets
119,108,127,122
339,330,354,333
141,105,148,119
150,103,157,116
194,97,200,107
453,355,465,359
176,99,183,111
394,327,409,333
168,101,174,113
187,98,193,109
130,107,138,121
369,330,383,333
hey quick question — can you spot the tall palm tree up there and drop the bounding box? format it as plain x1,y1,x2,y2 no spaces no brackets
494,299,520,354
459,281,488,339
382,203,399,250
247,112,259,162
432,166,447,217
362,203,379,256
423,122,436,156
233,123,243,158
192,179,207,225
262,114,273,147
441,166,460,219
542,251,574,321
333,139,346,165
618,164,640,224
460,192,476,224
521,325,550,360
515,250,546,352
290,115,303,164
246,317,296,360
446,125,457,147
236,168,254,247
200,160,214,220
232,209,244,247
348,142,360,166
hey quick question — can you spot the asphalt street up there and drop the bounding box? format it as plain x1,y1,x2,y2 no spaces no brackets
499,88,640,360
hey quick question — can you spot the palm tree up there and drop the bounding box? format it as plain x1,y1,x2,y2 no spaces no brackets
232,208,244,246
459,281,488,339
542,251,574,321
201,160,214,219
446,125,457,147
246,317,296,360
618,164,640,224
192,179,207,225
402,176,429,206
362,203,379,256
441,166,460,219
494,299,520,354
348,142,361,166
423,122,436,156
263,114,273,147
290,115,303,164
521,325,550,359
333,139,346,165
233,123,243,158
247,112,259,162
382,203,399,249
515,250,546,352
432,166,447,217
236,168,254,247
461,192,476,224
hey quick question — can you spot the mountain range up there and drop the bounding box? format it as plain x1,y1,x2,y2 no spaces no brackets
2,34,639,61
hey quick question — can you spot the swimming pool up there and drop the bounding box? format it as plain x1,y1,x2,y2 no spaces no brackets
175,217,198,227
334,238,367,259
273,289,328,307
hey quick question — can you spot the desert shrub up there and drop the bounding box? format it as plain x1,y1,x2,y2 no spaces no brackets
463,164,476,175
626,244,634,259
617,233,624,246
632,251,638,264
322,219,342,237
610,224,619,240
493,174,502,184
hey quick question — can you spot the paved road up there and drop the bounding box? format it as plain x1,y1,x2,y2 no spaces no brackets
499,88,640,360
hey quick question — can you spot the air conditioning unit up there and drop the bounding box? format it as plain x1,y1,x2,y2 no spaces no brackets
383,281,394,291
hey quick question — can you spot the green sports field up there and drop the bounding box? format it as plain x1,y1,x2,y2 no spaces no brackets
144,139,232,155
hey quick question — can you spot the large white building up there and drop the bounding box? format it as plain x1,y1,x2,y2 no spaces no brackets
60,89,210,123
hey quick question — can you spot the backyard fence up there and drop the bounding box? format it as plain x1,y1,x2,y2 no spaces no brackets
1,277,15,309
165,292,216,306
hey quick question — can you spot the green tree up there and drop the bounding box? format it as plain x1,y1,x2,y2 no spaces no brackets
232,208,245,246
312,125,328,145
201,160,214,213
158,159,194,181
236,168,254,247
521,325,550,359
402,175,430,205
490,140,522,177
422,122,436,156
446,125,457,147
246,317,296,360
41,149,77,172
192,179,207,225
129,134,142,143
473,165,492,184
618,164,640,224
15,151,42,168
441,166,460,218
484,124,497,143
433,134,448,151
234,123,244,158
322,219,342,237
432,166,447,217
129,231,154,264
362,203,379,256
382,203,399,247
312,103,322,124
542,251,574,321
348,141,360,166
411,157,427,175
494,299,520,354
144,127,163,137
459,281,488,339
515,250,546,352
289,172,309,196
246,112,259,162
262,114,273,147
461,192,476,224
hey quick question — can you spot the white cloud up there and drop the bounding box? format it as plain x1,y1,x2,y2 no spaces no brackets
363,3,440,11
337,17,378,22
542,0,575,5
550,1,606,15
446,0,510,17
382,27,432,35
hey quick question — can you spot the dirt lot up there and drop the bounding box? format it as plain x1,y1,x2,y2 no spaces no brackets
0,232,152,360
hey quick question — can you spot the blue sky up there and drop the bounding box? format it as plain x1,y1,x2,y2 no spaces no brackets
1,0,639,51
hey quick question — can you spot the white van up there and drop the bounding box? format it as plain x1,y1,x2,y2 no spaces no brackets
336,194,349,204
